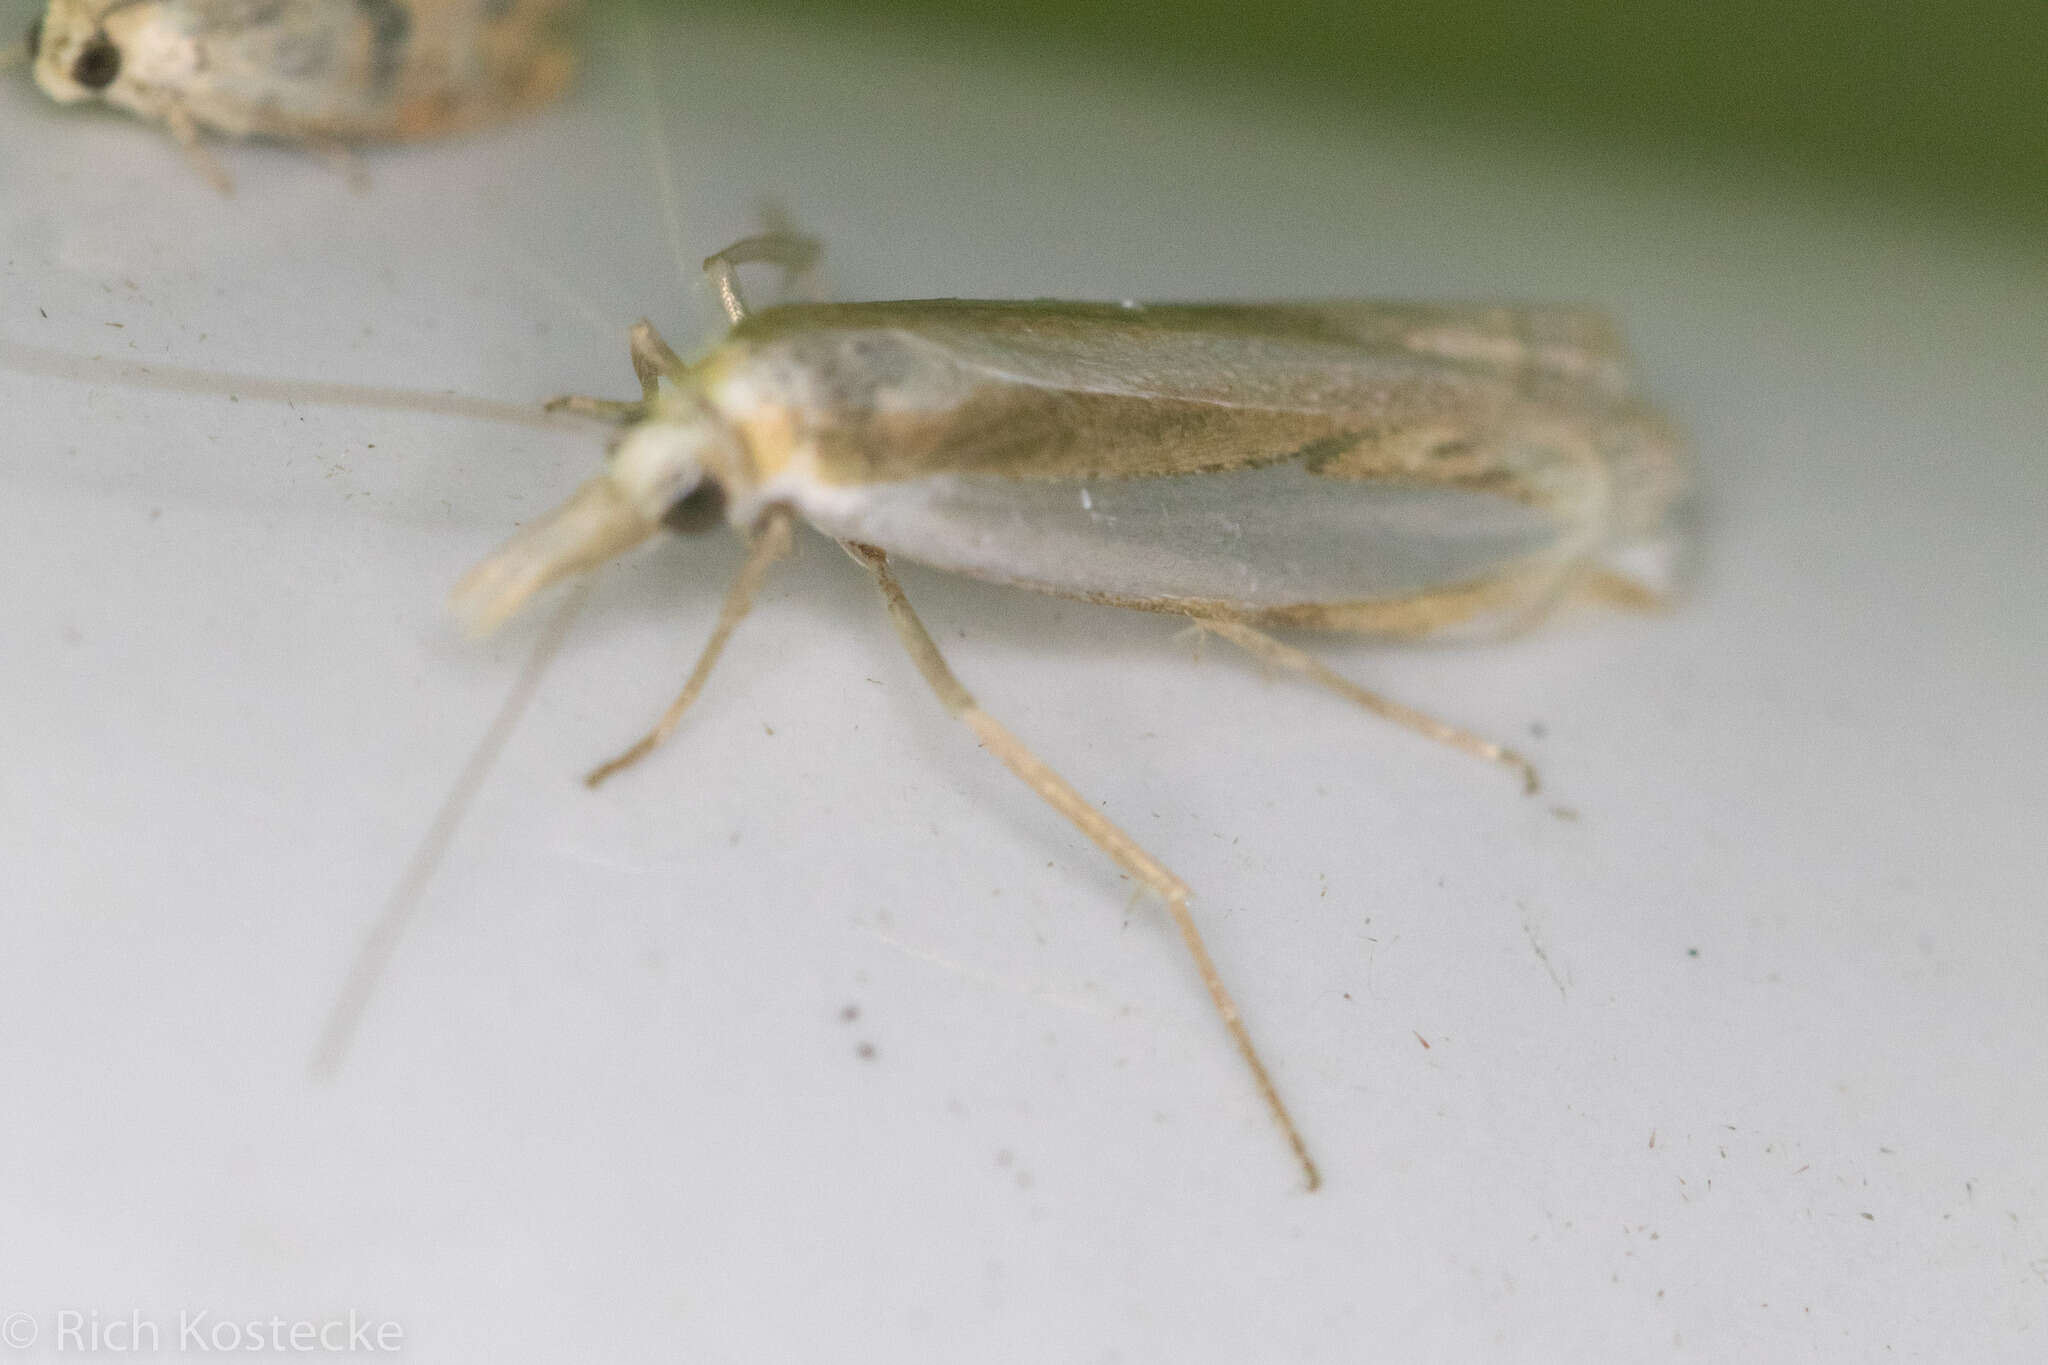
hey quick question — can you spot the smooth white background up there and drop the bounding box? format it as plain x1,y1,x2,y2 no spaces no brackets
2,4,2044,1360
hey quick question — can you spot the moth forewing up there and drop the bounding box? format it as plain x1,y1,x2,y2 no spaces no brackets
26,0,582,189
702,299,1684,637
451,276,1686,1190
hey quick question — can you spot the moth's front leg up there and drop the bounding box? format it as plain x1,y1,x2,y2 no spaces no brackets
544,320,689,422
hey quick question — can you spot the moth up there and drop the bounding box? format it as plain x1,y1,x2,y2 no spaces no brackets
448,233,1688,1190
22,0,581,190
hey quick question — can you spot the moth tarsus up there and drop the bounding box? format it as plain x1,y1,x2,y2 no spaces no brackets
1199,618,1543,794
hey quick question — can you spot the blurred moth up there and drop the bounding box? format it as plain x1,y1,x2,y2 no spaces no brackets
453,233,1688,1190
22,0,580,190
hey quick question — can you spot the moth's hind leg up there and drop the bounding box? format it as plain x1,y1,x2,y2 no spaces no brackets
1192,617,1540,795
845,542,1321,1191
544,320,689,422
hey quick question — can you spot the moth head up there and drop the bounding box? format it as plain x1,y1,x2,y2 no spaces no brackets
449,392,744,637
29,0,178,109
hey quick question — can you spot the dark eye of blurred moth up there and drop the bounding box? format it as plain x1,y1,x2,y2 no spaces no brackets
73,35,122,89
661,481,727,535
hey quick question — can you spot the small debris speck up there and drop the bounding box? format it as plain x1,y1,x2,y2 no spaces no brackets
855,1042,876,1061
839,1004,859,1023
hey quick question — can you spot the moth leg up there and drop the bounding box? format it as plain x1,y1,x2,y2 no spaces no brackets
543,394,646,422
702,231,822,324
844,541,1322,1192
544,321,689,423
626,319,689,387
584,506,794,788
307,139,371,194
1575,567,1669,614
1193,617,1540,796
164,106,233,194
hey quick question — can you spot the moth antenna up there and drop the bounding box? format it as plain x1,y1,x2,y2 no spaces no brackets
309,579,594,1081
0,337,580,431
620,0,691,294
497,242,618,338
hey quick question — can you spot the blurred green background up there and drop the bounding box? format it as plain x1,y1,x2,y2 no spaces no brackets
692,0,2045,239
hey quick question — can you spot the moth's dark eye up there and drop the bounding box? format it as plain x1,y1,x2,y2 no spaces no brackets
72,35,121,89
661,482,727,535
23,15,41,62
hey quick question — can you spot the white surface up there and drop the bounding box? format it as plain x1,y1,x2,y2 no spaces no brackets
3,5,2045,1361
